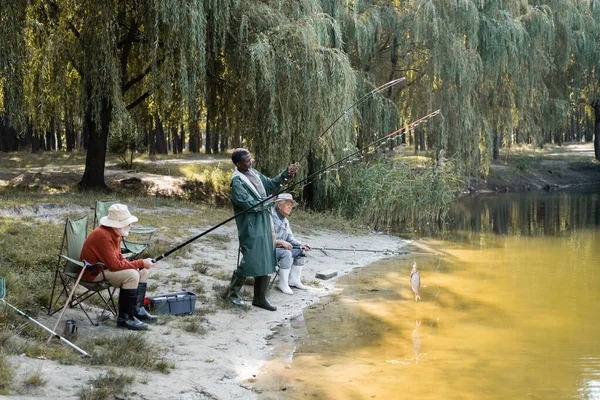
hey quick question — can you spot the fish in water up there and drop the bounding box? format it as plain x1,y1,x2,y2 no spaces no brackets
410,261,421,301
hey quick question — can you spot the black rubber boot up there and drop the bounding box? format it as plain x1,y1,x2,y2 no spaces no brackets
252,275,277,311
226,271,247,307
117,288,148,331
134,282,158,322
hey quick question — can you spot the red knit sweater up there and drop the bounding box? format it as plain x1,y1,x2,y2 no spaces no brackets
79,225,144,282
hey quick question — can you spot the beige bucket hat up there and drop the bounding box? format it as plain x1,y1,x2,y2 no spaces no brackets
100,204,138,228
274,193,298,207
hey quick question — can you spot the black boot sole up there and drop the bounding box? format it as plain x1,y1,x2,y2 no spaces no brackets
252,301,277,311
134,314,158,322
117,320,148,331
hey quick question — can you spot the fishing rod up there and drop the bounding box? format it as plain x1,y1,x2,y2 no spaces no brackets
294,77,406,164
153,109,441,262
283,245,438,255
0,277,91,358
320,77,405,140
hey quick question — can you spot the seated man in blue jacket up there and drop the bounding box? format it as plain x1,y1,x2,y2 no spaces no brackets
271,193,311,294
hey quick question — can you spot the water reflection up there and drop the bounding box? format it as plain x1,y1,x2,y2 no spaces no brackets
252,189,600,399
412,320,421,364
443,187,600,240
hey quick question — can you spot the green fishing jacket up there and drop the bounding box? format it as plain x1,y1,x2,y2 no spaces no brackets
230,168,291,277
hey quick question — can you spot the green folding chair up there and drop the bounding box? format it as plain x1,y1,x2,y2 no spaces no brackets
93,200,156,260
47,215,116,326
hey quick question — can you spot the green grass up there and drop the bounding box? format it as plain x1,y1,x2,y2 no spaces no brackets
191,260,215,274
78,370,135,400
330,157,462,230
0,351,15,395
85,334,173,371
0,150,91,169
22,369,48,388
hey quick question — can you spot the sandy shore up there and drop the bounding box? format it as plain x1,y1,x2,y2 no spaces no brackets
3,205,407,400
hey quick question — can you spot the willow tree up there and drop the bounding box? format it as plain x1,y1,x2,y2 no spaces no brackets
220,1,358,208
570,0,600,160
326,1,404,150
0,1,27,134
1,1,206,189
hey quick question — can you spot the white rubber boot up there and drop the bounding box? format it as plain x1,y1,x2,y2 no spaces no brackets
289,265,309,290
277,268,294,295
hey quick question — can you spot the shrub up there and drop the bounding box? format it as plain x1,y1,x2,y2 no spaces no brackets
332,157,463,230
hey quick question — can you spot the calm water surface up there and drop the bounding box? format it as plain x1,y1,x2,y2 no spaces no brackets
251,188,600,399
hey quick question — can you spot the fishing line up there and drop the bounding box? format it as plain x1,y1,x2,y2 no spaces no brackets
154,109,441,262
292,77,406,164
282,245,438,256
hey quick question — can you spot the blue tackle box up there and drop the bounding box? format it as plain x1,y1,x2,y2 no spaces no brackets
147,291,196,315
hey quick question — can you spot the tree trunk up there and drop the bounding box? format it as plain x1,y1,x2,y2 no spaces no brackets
44,117,55,151
205,97,216,154
594,101,600,161
154,112,168,154
554,127,562,146
0,116,19,152
178,124,185,153
413,130,418,154
189,119,201,152
171,126,179,154
492,126,501,161
231,124,241,149
31,127,40,153
575,105,581,142
79,97,112,189
56,124,63,151
220,133,227,153
65,115,75,151
82,117,89,150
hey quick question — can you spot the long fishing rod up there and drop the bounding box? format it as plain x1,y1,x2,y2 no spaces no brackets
320,77,405,140
154,109,441,262
284,245,438,255
294,77,406,164
0,277,91,358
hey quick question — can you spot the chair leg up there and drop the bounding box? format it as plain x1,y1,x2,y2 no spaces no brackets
48,271,70,315
47,269,60,315
269,267,280,289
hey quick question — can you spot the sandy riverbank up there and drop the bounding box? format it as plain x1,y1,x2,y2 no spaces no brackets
2,204,407,400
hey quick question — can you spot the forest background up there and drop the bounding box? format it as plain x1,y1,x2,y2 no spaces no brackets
1,0,600,225
1,1,600,397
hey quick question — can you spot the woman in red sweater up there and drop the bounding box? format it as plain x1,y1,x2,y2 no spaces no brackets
80,204,156,331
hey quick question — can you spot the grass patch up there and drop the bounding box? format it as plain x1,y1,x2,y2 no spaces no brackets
191,261,216,275
78,370,135,400
179,314,209,335
331,158,462,230
23,369,48,388
514,157,532,171
0,150,91,170
0,351,15,395
209,270,232,281
85,333,173,372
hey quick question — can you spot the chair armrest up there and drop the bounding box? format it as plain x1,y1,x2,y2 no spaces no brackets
59,255,85,268
130,227,156,235
58,255,106,270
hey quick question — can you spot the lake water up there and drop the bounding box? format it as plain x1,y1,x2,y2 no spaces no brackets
249,187,600,399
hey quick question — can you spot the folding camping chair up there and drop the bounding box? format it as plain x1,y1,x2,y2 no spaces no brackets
47,215,116,326
93,200,156,260
236,248,280,288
